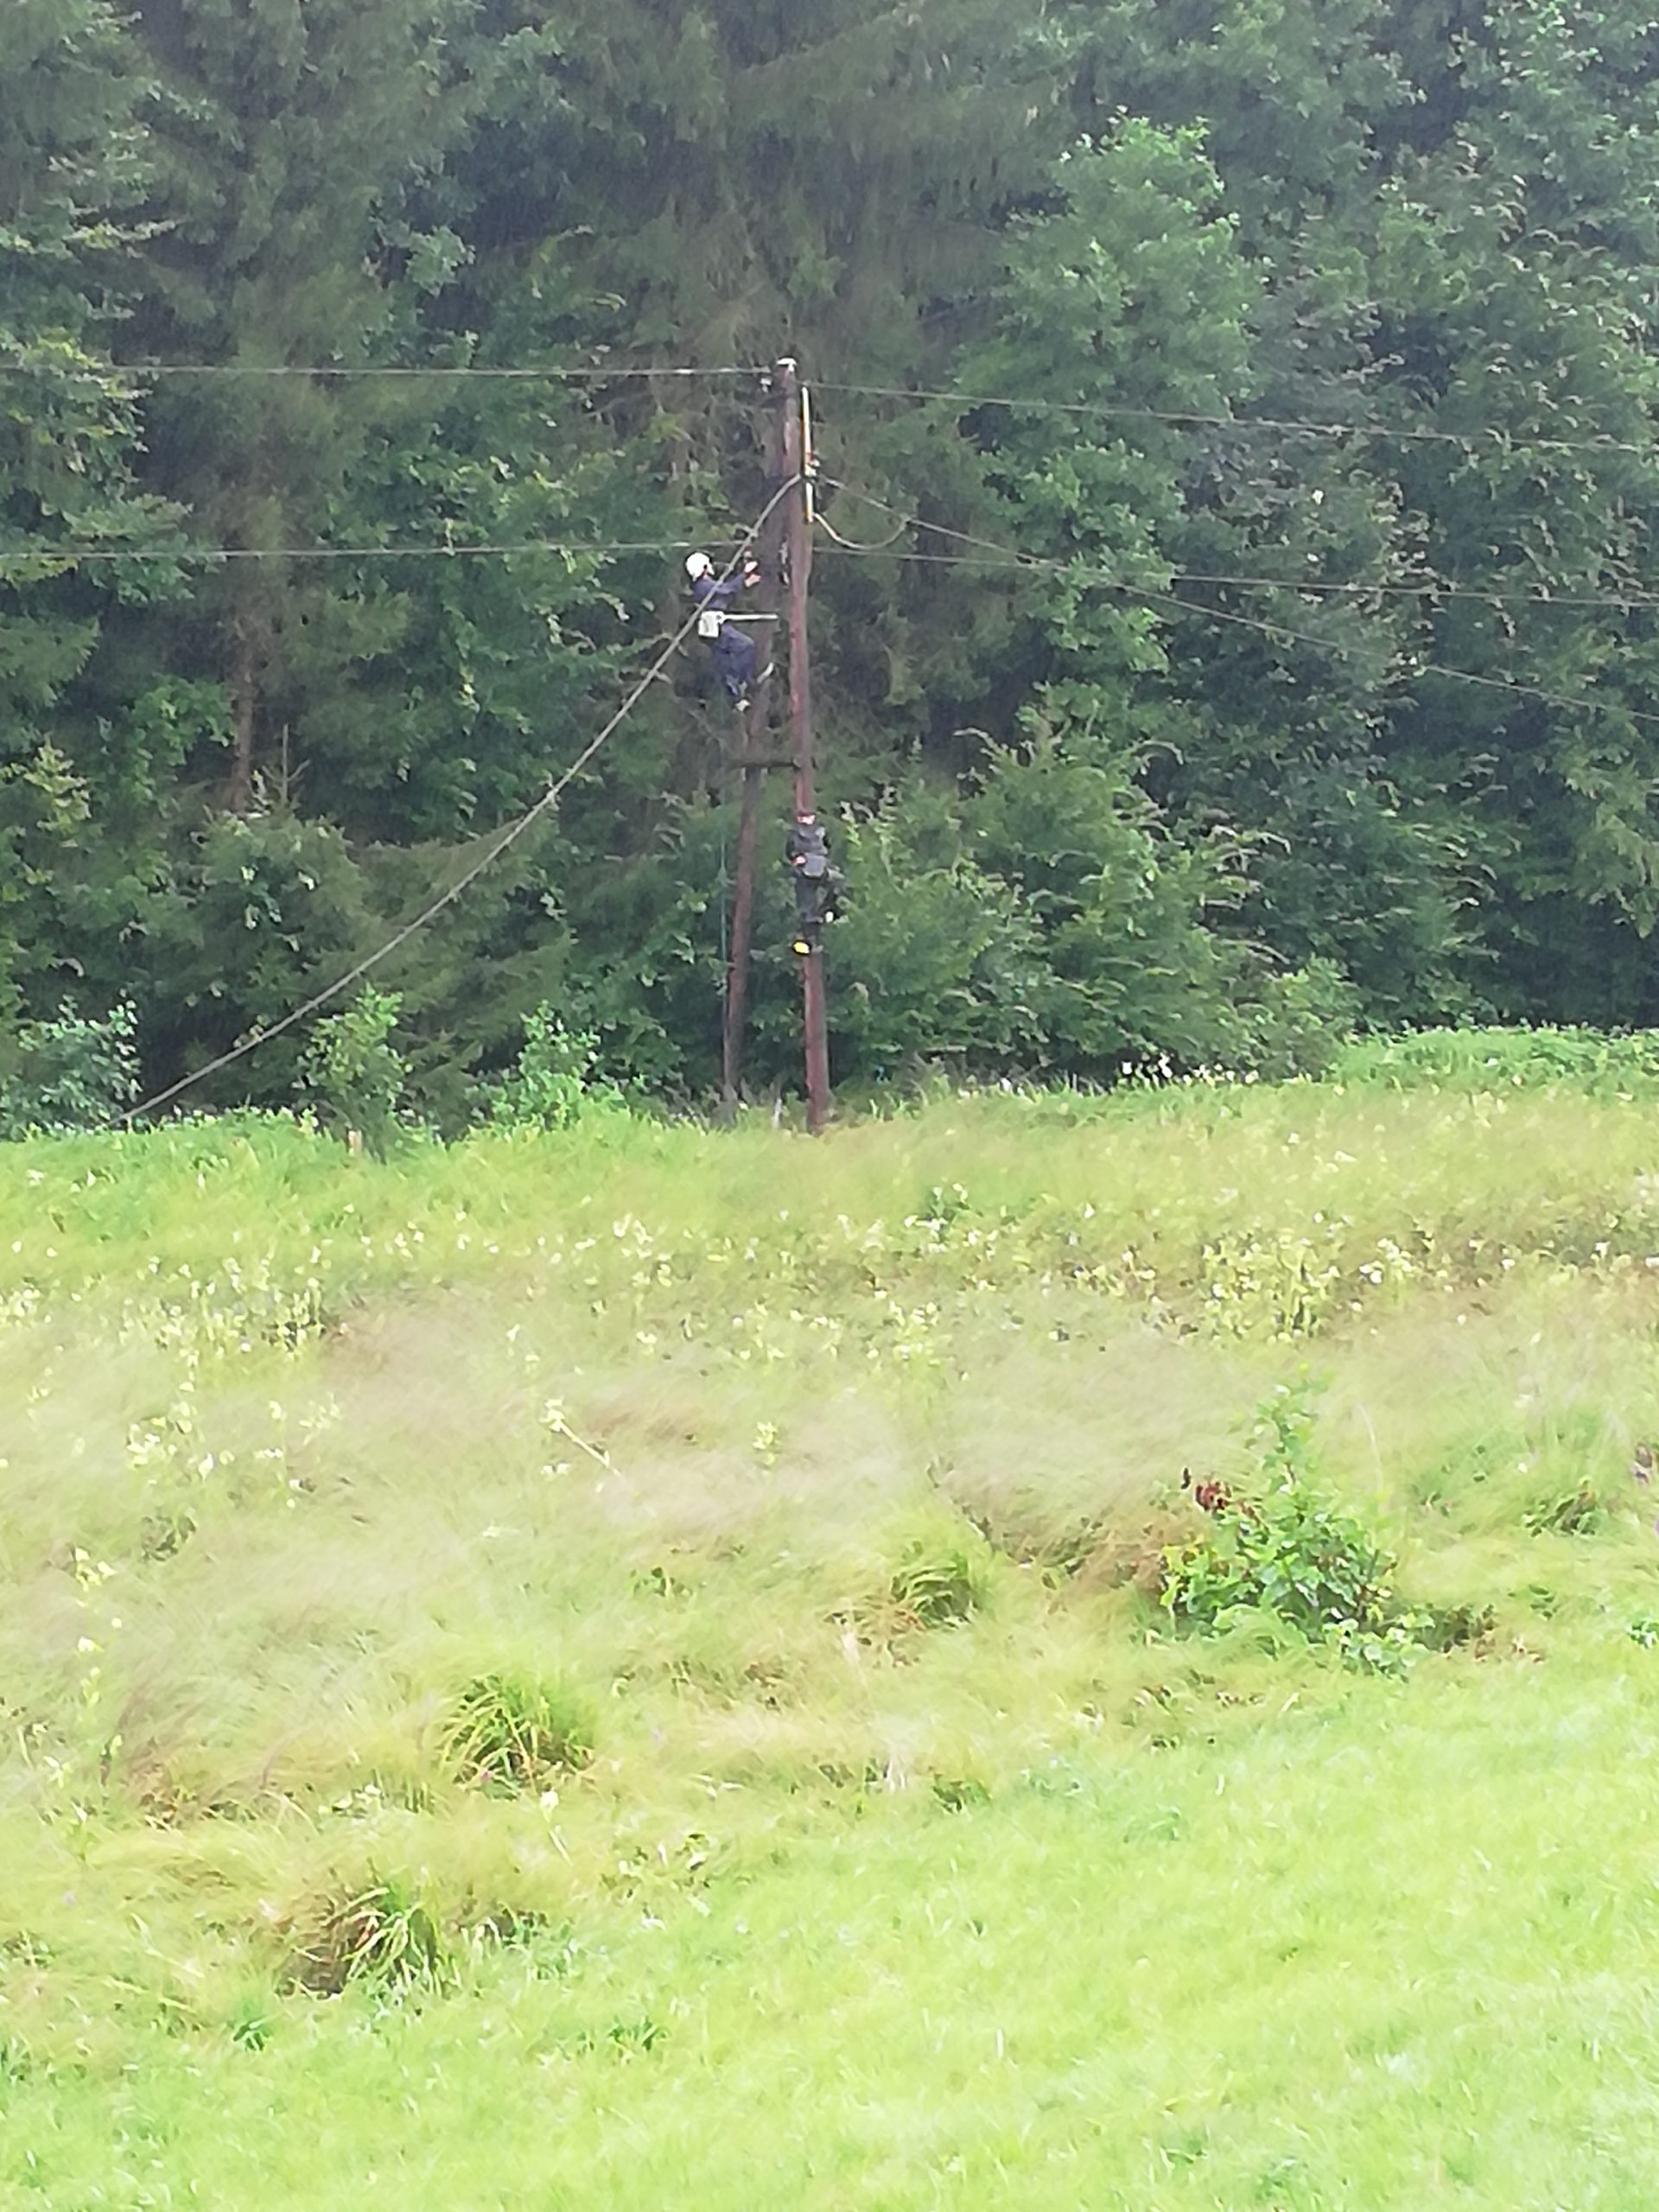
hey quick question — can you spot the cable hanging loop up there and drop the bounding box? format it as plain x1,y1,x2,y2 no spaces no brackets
815,509,910,553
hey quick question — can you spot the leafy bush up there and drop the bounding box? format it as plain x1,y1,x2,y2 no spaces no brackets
296,987,409,1154
443,1672,594,1792
823,791,1049,1083
0,1000,139,1136
1233,960,1362,1082
1163,1478,1397,1645
1163,1384,1403,1663
488,1005,624,1131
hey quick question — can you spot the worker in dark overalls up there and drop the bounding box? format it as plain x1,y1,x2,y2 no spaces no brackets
785,810,844,954
685,550,765,707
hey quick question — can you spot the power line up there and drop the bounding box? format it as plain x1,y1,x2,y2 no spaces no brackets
8,350,1653,462
821,543,1659,616
0,358,759,383
1134,586,1659,728
11,519,1658,616
0,534,748,571
1167,570,1659,611
817,379,1659,464
815,478,1659,734
122,481,797,1125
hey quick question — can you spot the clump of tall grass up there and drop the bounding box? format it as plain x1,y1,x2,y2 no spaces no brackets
288,1872,450,1997
889,1547,984,1629
442,1672,594,1794
831,1535,993,1655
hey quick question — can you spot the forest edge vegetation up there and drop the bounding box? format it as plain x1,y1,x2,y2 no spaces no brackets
10,3,1659,1124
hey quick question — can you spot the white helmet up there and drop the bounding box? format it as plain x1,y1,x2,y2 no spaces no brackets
684,550,713,580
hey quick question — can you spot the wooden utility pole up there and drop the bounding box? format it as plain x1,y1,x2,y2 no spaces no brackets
721,358,830,1130
779,358,831,1133
720,378,791,1111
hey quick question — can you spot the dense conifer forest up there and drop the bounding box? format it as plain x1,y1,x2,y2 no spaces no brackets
9,1,1659,1112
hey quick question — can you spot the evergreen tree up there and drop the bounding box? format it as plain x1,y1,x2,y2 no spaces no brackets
1365,0,1659,1017
0,0,177,1026
118,0,477,812
88,0,661,1105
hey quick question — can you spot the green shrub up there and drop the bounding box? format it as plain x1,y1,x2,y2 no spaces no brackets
1334,1026,1659,1097
488,1006,623,1132
443,1672,594,1792
1234,959,1362,1082
0,1000,138,1136
296,987,409,1154
1163,1480,1396,1645
1163,1383,1401,1661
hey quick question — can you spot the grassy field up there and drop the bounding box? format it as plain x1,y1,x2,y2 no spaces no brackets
8,1046,1659,2207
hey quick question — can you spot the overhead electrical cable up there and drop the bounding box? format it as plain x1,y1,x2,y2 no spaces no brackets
0,534,751,571
15,528,1659,617
4,352,1655,463
815,478,1659,734
815,379,1659,462
812,510,911,553
822,544,1659,615
0,358,759,383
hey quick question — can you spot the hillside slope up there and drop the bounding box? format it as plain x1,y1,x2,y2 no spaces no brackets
6,1062,1659,2205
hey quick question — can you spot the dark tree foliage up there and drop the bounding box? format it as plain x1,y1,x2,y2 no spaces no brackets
7,0,1659,1114
0,0,181,1037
